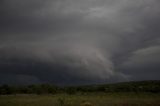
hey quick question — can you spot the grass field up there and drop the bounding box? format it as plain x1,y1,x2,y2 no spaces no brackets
0,93,160,106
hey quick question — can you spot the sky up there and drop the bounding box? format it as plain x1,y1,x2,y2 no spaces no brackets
0,0,160,85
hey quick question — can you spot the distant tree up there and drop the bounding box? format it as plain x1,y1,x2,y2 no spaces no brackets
0,84,12,95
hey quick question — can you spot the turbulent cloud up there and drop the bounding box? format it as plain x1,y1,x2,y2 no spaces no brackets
119,45,160,80
0,0,160,85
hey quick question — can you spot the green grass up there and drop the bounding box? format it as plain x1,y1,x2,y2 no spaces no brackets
0,93,160,106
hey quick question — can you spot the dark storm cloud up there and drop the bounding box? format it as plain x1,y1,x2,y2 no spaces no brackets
118,45,160,81
0,0,160,85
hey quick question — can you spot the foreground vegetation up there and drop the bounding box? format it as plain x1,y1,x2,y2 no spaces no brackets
0,80,160,106
0,93,160,106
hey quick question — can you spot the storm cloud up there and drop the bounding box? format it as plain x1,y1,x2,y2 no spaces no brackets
0,0,160,85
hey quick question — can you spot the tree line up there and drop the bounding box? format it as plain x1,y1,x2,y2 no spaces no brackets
0,80,160,95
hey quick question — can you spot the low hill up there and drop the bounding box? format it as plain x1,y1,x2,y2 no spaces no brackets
0,80,160,95
72,80,160,93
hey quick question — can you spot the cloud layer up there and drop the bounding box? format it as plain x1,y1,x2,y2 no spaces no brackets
0,0,160,85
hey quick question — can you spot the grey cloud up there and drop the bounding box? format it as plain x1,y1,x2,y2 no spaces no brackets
0,0,160,85
119,45,160,80
0,74,41,85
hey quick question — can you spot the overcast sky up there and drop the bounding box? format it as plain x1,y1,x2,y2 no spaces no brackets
0,0,160,85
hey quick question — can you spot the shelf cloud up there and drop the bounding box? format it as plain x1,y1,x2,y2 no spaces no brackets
0,0,160,85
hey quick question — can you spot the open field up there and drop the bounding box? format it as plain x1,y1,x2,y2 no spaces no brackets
0,93,160,106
